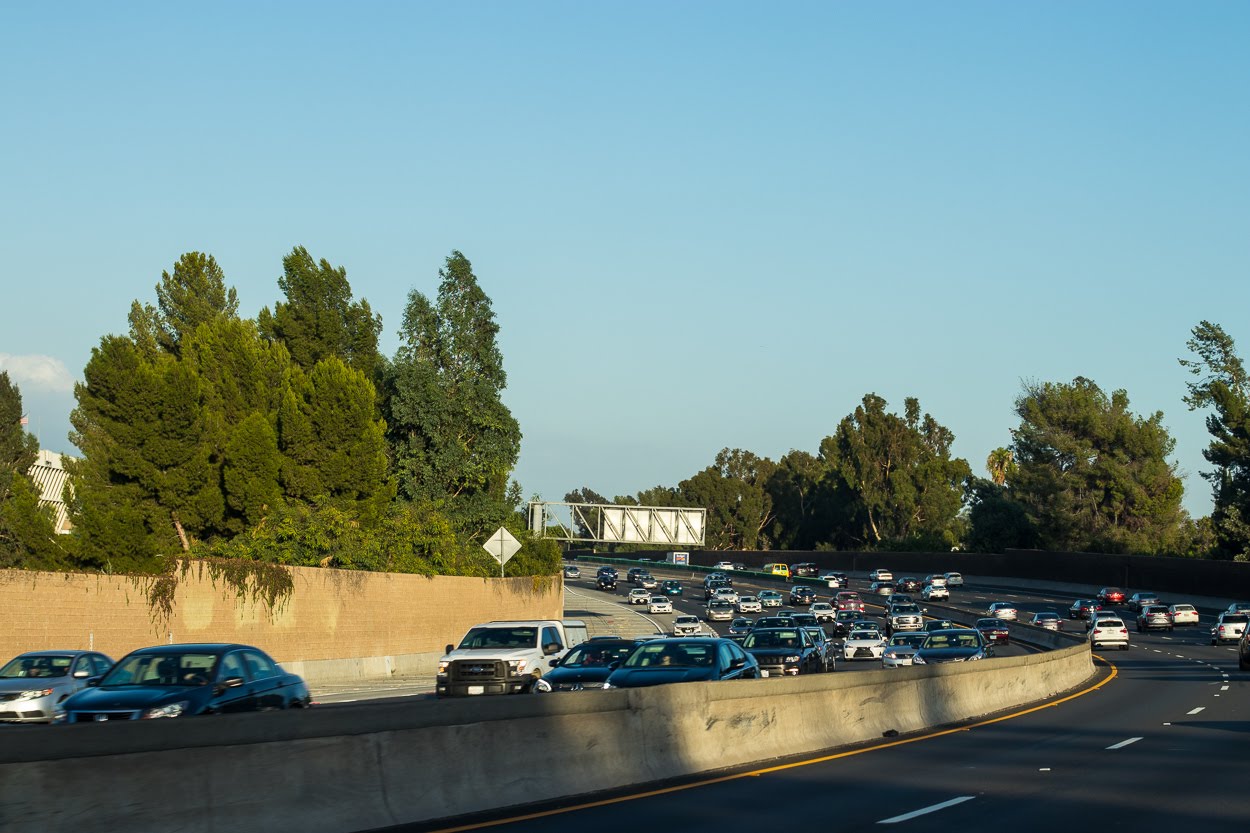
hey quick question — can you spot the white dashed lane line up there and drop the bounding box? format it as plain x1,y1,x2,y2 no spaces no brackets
1106,737,1143,750
1187,707,1206,715
878,796,976,825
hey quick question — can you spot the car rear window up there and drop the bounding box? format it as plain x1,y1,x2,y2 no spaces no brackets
1223,614,1248,624
1096,619,1125,628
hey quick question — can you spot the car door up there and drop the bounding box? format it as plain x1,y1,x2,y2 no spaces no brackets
241,650,288,710
212,650,257,713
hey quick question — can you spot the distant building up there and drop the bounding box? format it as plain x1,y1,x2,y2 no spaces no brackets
26,450,74,534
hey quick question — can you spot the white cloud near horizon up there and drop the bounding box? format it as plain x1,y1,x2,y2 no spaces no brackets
0,353,77,393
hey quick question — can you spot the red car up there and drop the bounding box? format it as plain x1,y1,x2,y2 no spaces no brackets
976,618,1011,645
1097,587,1125,605
835,592,865,613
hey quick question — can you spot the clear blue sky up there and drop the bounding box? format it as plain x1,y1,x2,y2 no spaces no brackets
3,2,1247,519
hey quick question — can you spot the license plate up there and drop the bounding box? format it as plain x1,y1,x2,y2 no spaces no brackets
467,685,484,695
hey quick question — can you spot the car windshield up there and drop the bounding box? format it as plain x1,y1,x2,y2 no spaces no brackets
0,655,74,678
459,627,537,650
1222,614,1249,624
977,619,1006,628
675,616,698,625
560,643,635,667
923,633,981,649
651,597,668,604
743,630,801,649
848,630,877,641
890,633,927,647
624,643,715,668
892,605,921,614
101,652,219,687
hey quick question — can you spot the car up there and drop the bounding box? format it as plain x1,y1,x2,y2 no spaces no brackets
661,580,683,597
703,572,732,588
562,564,581,579
1089,617,1130,650
602,638,763,688
800,626,837,671
758,590,784,608
831,610,862,637
637,574,659,590
943,572,964,587
1212,612,1248,645
925,574,948,589
704,580,733,600
834,591,865,613
913,629,991,664
1168,603,1199,626
673,615,704,636
532,639,648,692
596,575,617,591
896,577,922,593
789,612,820,629
754,615,796,629
1086,609,1122,631
1097,587,1125,605
870,581,896,596
868,569,894,582
706,600,736,621
975,618,1011,645
882,632,929,668
924,618,959,632
789,563,820,578
727,617,755,638
1225,601,1250,616
921,583,950,601
1069,599,1101,620
736,595,762,613
55,643,311,722
819,571,848,589
1240,627,1250,671
841,629,887,661
1030,612,1062,631
886,603,925,636
742,628,825,676
627,588,652,605
810,602,836,623
712,560,736,571
0,650,115,724
626,567,647,583
712,586,740,605
596,566,618,580
788,586,817,606
1137,604,1173,632
885,593,915,611
986,602,1018,621
1126,592,1160,612
649,596,673,614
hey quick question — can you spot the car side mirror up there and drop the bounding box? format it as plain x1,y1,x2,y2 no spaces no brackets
543,643,562,656
445,643,454,655
730,657,747,670
608,660,621,670
214,676,245,695
73,669,90,679
548,657,561,668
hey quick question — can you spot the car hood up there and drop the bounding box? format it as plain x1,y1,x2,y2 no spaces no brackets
443,648,534,662
745,648,804,660
844,638,883,647
606,667,717,687
544,666,614,685
0,677,79,695
63,685,204,712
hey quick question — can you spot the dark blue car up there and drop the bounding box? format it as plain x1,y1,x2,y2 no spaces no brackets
532,638,649,692
56,643,311,722
601,638,762,688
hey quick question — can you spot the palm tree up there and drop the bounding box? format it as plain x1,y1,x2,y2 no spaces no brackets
986,448,1015,487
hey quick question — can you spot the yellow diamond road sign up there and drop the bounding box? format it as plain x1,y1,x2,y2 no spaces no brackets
484,526,522,565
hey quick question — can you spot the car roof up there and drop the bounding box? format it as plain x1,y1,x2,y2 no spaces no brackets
13,649,101,658
124,643,253,654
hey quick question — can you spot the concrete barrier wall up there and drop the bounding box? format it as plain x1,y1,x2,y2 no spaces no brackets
0,565,562,685
0,643,1095,833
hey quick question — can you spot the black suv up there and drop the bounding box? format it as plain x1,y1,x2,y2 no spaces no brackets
789,563,820,578
596,574,617,591
789,586,817,606
741,627,826,677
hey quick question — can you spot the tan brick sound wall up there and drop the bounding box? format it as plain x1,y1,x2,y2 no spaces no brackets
0,565,563,667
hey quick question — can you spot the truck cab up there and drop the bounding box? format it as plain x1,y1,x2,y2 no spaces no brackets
436,620,589,697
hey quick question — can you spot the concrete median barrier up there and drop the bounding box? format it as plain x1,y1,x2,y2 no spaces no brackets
0,639,1095,833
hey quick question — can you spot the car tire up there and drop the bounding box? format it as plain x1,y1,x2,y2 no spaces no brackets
1122,644,1129,650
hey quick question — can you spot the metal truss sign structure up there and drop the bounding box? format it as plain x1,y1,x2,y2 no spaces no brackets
527,501,706,546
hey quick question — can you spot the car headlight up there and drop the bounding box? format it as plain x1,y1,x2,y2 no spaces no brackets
785,655,801,663
532,677,552,693
968,653,982,661
601,680,614,690
507,660,528,674
912,655,926,665
142,700,190,719
437,661,449,674
16,688,54,701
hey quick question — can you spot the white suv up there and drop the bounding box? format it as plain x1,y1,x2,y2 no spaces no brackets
1089,616,1130,650
1212,612,1248,645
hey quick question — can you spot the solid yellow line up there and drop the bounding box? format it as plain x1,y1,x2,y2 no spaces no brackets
427,657,1117,833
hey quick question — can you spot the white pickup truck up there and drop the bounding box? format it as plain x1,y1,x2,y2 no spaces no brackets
436,619,589,697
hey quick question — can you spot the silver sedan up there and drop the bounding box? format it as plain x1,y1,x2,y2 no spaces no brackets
0,650,115,723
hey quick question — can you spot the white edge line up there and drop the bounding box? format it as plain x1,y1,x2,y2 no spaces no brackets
878,796,976,824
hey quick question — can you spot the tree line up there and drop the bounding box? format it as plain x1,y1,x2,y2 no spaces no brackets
0,247,559,578
567,322,1250,561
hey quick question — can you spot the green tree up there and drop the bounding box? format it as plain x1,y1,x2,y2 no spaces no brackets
1010,377,1185,554
1180,321,1250,559
258,246,382,378
820,394,971,549
964,478,1038,553
129,252,239,358
679,448,776,550
563,487,610,540
0,373,62,567
385,251,521,538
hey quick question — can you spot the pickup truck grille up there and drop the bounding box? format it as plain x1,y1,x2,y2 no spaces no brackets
448,660,508,682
